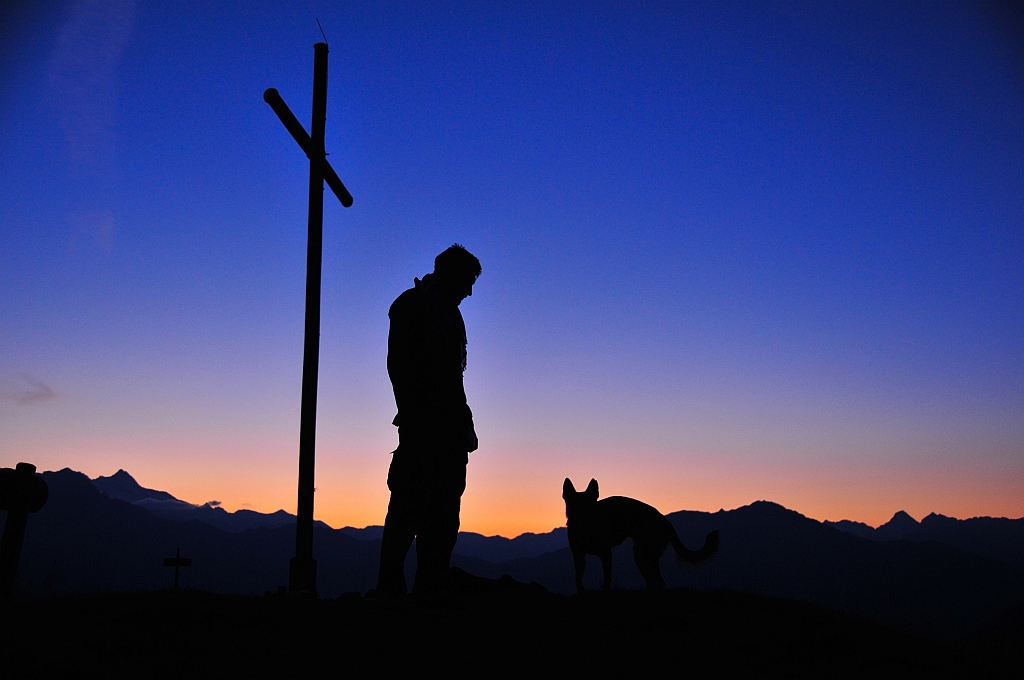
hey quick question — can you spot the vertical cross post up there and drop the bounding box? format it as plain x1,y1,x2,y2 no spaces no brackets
289,42,329,595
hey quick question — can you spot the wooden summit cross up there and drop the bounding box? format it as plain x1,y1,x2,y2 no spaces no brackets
264,42,353,595
163,547,192,589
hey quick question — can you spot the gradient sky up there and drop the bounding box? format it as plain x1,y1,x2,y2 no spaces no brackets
2,1,1022,536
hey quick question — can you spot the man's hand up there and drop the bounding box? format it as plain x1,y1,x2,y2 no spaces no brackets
466,425,479,453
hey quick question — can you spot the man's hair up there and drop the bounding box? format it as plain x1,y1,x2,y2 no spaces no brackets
434,244,482,282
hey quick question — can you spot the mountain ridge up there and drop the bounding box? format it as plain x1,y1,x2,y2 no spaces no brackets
825,509,1024,566
4,468,1023,637
86,469,1024,566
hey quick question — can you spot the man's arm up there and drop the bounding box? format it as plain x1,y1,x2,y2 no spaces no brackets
387,293,422,424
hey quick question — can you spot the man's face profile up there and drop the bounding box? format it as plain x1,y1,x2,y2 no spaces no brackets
440,273,476,305
455,276,475,304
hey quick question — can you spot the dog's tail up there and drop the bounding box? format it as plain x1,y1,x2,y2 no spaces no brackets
670,528,719,563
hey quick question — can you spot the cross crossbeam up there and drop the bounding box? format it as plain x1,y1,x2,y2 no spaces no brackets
263,88,353,207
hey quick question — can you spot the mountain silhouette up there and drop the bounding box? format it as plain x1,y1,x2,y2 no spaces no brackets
339,525,385,540
826,510,1024,567
454,528,569,562
91,470,300,533
340,525,569,562
93,470,178,503
824,518,877,540
876,510,921,540
4,469,1023,638
85,470,1024,568
87,470,568,559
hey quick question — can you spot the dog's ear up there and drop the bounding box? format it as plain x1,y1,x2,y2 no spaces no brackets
562,478,576,500
585,478,599,500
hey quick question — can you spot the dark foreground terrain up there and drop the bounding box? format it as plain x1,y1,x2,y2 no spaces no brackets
4,583,1022,678
14,469,1024,642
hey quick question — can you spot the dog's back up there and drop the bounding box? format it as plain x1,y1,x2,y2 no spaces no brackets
563,478,718,593
568,495,674,552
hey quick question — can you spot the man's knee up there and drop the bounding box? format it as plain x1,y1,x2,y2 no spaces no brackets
384,492,417,528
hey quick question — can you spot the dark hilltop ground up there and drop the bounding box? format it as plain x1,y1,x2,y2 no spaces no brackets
5,577,1023,679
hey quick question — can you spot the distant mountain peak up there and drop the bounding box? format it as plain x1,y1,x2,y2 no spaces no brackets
92,469,179,503
742,500,809,520
104,470,136,484
747,500,790,511
887,510,920,528
873,510,921,540
87,468,300,533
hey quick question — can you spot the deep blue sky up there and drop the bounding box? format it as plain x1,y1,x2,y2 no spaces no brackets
2,1,1021,533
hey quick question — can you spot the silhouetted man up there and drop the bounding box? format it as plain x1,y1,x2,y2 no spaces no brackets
376,244,481,601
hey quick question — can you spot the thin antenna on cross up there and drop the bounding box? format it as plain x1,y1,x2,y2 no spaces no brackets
316,18,329,47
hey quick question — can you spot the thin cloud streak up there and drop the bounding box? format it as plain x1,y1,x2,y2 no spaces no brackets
0,373,58,405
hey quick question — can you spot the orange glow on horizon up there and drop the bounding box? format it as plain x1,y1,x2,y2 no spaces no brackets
9,438,1021,538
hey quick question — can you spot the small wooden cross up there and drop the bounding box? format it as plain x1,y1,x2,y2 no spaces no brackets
163,547,192,589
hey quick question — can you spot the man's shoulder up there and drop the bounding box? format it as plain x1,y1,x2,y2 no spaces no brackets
389,285,422,319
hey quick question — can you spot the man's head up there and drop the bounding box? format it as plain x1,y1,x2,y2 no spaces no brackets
433,244,481,305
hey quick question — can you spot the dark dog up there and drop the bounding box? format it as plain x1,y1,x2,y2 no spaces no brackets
563,478,718,593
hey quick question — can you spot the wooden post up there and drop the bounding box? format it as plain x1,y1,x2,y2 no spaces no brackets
289,42,328,596
264,42,352,596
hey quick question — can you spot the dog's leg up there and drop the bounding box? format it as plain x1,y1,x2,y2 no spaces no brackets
634,541,666,590
600,550,613,591
637,558,665,590
573,549,587,594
